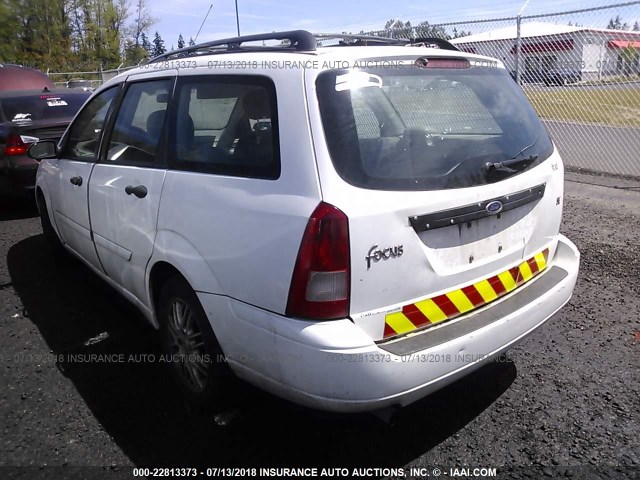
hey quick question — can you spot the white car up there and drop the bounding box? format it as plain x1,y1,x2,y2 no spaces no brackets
29,31,580,413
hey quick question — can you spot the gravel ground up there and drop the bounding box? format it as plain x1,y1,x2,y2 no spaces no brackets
0,171,638,480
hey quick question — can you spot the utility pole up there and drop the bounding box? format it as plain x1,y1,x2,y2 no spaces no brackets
235,0,241,36
515,0,530,85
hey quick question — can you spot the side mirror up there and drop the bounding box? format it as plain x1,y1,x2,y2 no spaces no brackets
28,140,58,161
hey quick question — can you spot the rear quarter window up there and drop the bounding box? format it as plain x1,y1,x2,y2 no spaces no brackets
169,76,280,180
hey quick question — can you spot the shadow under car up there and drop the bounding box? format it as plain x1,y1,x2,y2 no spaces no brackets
7,233,517,468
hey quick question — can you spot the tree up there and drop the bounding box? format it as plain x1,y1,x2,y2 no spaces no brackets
124,35,150,64
607,16,619,29
413,21,449,40
152,30,166,56
384,19,413,38
382,18,451,40
0,0,165,70
104,0,130,64
188,36,196,46
451,27,471,39
129,0,156,48
141,31,151,54
0,1,19,63
177,33,185,49
619,45,639,75
66,0,130,70
633,21,640,32
6,0,77,70
122,0,157,64
607,15,629,31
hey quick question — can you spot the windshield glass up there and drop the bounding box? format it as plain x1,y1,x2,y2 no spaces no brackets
1,93,89,124
316,62,553,190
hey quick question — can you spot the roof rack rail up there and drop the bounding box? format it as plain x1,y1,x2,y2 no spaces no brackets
409,37,460,51
145,31,460,65
314,33,409,47
147,30,317,64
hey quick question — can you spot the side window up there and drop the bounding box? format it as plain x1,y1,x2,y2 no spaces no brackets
104,79,172,166
170,76,280,180
63,87,119,160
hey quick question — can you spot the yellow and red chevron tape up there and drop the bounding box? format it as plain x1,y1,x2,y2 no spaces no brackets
383,249,550,339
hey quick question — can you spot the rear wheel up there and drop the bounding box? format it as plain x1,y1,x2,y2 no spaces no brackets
158,275,233,410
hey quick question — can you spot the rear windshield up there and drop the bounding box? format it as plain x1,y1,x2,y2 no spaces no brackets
316,61,553,190
1,93,88,124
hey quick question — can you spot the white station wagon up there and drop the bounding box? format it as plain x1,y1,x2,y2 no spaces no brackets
29,31,580,413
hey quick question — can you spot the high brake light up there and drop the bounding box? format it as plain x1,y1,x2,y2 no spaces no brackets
4,134,39,156
415,57,470,69
286,202,350,320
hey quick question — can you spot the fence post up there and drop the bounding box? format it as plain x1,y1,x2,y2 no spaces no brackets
515,15,522,84
598,41,604,82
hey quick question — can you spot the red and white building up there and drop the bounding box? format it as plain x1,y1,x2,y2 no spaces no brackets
452,22,640,81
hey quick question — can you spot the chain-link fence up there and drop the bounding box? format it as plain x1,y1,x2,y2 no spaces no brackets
46,65,136,91
362,1,640,178
47,2,640,178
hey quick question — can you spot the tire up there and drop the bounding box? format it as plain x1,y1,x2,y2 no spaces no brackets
158,275,233,411
37,192,66,257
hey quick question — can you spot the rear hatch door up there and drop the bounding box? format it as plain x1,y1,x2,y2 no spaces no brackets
308,51,564,341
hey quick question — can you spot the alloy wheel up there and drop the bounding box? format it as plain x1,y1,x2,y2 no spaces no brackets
166,298,209,392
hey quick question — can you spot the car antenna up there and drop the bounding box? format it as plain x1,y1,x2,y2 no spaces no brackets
194,3,213,43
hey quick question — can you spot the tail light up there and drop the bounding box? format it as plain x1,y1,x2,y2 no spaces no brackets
286,202,350,320
4,134,39,156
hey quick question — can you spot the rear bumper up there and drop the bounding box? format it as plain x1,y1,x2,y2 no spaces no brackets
199,234,579,412
0,159,38,196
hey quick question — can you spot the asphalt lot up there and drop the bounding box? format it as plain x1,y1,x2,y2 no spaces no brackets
522,80,640,178
544,120,640,178
0,171,638,480
525,81,640,92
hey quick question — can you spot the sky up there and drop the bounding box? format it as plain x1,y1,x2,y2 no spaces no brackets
150,0,640,47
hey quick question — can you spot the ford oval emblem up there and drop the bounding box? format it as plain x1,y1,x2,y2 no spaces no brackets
486,200,503,215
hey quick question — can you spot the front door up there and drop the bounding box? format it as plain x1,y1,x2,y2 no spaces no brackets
49,86,120,271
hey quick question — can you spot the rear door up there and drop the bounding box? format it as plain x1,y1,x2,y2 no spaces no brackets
308,56,564,341
46,86,120,270
88,75,174,306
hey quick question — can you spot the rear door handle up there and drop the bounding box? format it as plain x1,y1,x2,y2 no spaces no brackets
125,185,148,198
69,176,83,186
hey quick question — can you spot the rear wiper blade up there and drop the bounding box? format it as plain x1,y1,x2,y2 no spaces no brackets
485,155,539,173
